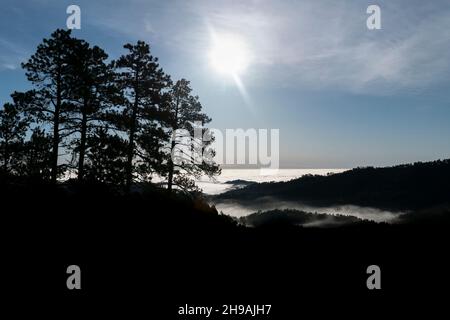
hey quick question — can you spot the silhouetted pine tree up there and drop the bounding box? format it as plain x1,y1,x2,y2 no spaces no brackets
162,79,220,192
66,41,121,181
18,29,79,183
0,102,29,174
112,41,171,190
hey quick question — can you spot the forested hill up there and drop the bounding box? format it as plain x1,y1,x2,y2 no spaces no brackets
216,159,450,211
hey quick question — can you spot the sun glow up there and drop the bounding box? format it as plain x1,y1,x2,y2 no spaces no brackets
208,33,251,76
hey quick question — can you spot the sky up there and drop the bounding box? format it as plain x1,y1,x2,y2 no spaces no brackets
1,0,450,168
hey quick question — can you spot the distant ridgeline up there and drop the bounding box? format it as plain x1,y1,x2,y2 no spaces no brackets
216,159,450,211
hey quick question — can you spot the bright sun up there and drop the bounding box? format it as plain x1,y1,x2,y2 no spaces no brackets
208,33,251,76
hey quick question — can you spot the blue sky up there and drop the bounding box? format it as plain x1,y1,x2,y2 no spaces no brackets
1,0,450,168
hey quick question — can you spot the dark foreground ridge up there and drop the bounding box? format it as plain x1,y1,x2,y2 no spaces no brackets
2,176,449,315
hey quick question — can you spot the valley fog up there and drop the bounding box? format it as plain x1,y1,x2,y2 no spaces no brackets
213,198,403,222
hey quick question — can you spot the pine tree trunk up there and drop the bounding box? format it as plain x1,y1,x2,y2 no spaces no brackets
167,139,176,192
167,166,173,192
126,98,138,192
126,125,135,191
2,138,9,173
51,74,61,184
77,99,88,182
167,98,179,193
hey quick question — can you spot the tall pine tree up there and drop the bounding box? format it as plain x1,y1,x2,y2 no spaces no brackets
162,79,220,192
112,41,171,190
66,41,120,181
19,29,79,183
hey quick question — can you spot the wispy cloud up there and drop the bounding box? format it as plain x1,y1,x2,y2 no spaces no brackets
0,37,26,71
182,0,450,93
6,0,450,93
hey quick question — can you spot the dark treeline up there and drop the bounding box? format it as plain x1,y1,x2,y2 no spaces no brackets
0,29,220,192
239,208,376,228
217,159,450,211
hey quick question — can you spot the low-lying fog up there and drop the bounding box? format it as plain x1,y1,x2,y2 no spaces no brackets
202,169,405,223
213,198,403,223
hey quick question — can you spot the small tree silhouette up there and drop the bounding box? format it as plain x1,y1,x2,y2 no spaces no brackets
20,127,52,180
0,102,29,174
162,79,221,192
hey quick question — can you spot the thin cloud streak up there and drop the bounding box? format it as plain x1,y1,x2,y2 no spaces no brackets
90,0,450,93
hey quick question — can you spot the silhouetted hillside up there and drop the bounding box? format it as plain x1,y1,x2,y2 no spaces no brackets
395,204,450,225
240,208,379,228
224,179,256,186
217,159,450,211
2,176,450,310
0,177,241,238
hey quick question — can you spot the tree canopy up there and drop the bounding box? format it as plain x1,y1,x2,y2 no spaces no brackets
0,29,220,193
